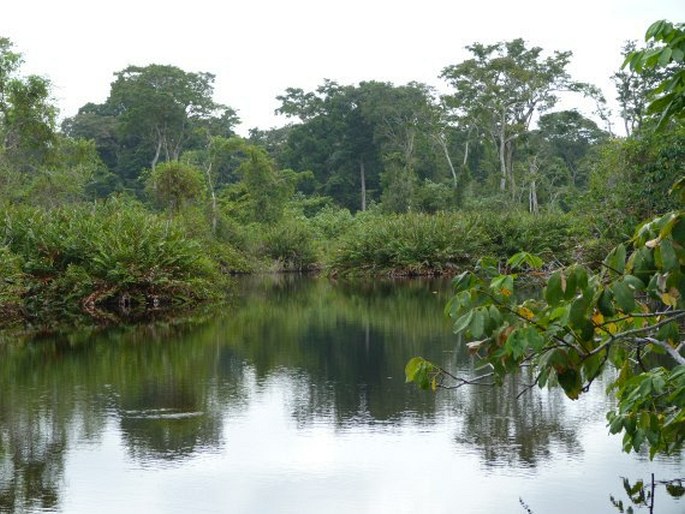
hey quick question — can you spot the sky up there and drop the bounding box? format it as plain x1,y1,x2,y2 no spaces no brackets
2,0,684,135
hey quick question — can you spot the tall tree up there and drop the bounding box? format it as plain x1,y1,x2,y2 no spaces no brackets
276,81,381,211
441,39,587,195
276,80,451,212
0,37,56,172
613,41,668,136
63,64,238,191
535,110,608,188
358,81,445,212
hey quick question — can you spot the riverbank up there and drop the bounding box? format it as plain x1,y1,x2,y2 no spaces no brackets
0,197,615,330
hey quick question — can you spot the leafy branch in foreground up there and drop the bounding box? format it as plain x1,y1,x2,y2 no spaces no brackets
624,20,685,128
407,211,685,458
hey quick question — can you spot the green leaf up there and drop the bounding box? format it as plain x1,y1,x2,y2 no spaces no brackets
658,239,678,271
672,48,685,63
507,251,543,270
405,357,437,390
656,320,679,345
582,353,604,381
452,271,475,292
569,296,590,328
470,309,486,338
490,274,514,297
453,310,474,334
488,305,502,327
604,244,627,276
623,274,645,291
572,265,589,291
597,288,616,317
504,329,526,360
405,357,424,383
545,271,564,306
521,326,544,352
613,280,636,312
658,47,673,66
608,412,624,434
557,367,582,400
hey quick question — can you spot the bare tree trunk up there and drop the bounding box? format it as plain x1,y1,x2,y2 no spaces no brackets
205,161,218,234
435,134,458,188
499,130,507,192
360,159,367,211
529,180,538,214
506,141,516,197
151,137,162,171
528,156,539,214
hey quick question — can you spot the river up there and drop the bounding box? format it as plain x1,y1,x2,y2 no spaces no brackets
0,275,682,513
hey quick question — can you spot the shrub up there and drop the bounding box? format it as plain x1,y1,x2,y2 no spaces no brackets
329,212,488,275
259,218,319,271
329,211,591,275
0,197,227,324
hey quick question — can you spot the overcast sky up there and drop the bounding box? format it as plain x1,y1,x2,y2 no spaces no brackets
2,0,684,135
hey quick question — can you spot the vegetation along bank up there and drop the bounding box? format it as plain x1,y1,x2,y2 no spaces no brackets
0,22,683,328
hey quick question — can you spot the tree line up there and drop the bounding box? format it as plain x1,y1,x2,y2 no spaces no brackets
0,26,683,321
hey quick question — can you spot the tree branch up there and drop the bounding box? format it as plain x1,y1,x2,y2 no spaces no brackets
639,337,685,365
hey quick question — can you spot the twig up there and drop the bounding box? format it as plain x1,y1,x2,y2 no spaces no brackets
586,311,685,360
438,370,495,389
639,337,685,366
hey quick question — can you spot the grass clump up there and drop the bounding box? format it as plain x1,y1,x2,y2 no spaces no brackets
0,197,229,325
328,211,590,276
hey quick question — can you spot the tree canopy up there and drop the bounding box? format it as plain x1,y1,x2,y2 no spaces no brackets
63,64,239,193
440,39,586,194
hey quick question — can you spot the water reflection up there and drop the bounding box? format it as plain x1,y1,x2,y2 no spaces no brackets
453,377,580,468
0,275,682,513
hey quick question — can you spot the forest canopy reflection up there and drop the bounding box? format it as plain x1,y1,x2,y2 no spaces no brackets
0,276,680,512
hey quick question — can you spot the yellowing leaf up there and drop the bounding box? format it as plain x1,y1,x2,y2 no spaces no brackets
500,288,512,297
606,323,618,334
661,291,678,306
517,306,535,320
592,311,605,326
431,377,437,391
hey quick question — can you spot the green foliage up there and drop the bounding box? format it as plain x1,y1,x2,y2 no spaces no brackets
407,208,685,457
145,161,206,213
440,38,593,195
307,204,355,241
0,198,227,325
584,126,685,238
276,80,446,212
625,20,685,128
0,37,56,172
477,211,590,263
329,212,487,275
258,219,319,271
62,64,238,190
413,179,459,213
330,210,589,276
0,246,26,324
405,357,439,391
332,212,571,275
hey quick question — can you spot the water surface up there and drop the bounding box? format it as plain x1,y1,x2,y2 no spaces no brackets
0,275,682,513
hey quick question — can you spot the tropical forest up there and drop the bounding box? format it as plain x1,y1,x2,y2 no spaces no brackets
0,16,684,514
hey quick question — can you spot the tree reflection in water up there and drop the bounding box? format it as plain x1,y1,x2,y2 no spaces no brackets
452,375,580,467
0,275,681,512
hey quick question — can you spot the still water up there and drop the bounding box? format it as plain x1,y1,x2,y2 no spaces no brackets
0,275,682,513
